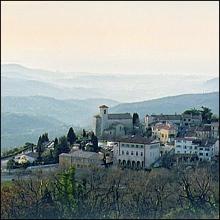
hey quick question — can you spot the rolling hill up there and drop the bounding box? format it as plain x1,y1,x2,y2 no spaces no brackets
110,92,219,117
2,92,218,149
1,112,70,151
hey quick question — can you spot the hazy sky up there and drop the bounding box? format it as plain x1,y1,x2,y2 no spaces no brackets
1,1,219,76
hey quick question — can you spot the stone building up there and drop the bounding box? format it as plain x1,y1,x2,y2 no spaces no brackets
59,150,104,168
211,121,219,138
93,105,133,138
112,135,160,169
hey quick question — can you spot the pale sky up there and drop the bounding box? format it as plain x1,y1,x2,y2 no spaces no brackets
1,1,219,76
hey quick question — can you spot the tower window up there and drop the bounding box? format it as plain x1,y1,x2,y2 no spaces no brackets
104,110,106,114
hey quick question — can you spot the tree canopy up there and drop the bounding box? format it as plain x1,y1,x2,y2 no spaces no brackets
132,113,140,126
67,127,76,145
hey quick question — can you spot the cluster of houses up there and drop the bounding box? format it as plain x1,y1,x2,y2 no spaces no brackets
59,105,219,170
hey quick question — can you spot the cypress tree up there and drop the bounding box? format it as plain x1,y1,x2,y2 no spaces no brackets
67,127,76,145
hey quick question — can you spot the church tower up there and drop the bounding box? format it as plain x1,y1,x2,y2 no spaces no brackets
99,105,109,135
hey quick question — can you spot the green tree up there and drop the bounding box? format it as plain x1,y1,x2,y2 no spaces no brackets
56,166,76,216
183,108,201,116
37,136,43,162
211,114,219,122
82,129,86,138
41,133,49,143
53,137,60,163
67,127,76,145
133,113,140,126
7,159,15,173
201,106,213,124
146,126,152,138
91,132,99,152
59,136,70,154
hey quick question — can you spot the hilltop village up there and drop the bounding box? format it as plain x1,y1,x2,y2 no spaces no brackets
3,104,219,173
60,105,219,170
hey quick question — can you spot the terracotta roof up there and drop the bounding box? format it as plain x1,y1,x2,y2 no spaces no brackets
114,135,159,144
99,105,109,108
154,122,177,130
108,113,132,120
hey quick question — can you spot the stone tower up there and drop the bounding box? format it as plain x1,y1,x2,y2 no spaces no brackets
99,105,109,135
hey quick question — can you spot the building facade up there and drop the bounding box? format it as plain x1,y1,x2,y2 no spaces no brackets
174,137,215,161
152,122,178,144
112,136,160,169
93,105,133,138
59,150,103,168
144,114,182,127
211,122,219,138
181,114,202,127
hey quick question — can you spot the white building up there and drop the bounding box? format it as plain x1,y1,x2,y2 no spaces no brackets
174,137,215,161
112,135,160,169
93,105,133,138
14,154,36,164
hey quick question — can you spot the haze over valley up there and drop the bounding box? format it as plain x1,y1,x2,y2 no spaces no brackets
1,64,219,150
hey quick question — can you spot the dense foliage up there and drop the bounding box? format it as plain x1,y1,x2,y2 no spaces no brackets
1,161,219,219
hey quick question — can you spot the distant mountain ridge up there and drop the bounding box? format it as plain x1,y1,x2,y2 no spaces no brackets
2,96,120,126
110,92,219,117
2,63,218,102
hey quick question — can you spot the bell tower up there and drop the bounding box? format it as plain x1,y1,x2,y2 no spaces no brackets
99,105,109,134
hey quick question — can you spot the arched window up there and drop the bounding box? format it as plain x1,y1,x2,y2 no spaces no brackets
126,151,129,155
136,151,138,156
131,151,133,155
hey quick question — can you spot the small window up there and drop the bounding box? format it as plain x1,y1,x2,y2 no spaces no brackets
136,151,138,156
141,145,144,148
136,145,139,148
194,146,197,150
188,119,191,121
104,110,106,114
126,144,129,147
205,148,210,151
206,153,208,156
122,151,124,155
184,146,187,149
141,152,143,156
131,144,134,148
199,153,203,156
126,151,129,155
131,151,134,155
199,148,203,151
184,119,186,121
